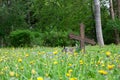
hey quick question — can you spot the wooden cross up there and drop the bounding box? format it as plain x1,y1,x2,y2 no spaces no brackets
69,23,96,53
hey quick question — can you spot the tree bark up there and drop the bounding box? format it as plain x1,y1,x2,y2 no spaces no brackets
118,0,120,18
110,0,120,44
116,0,120,44
110,0,115,20
94,0,104,46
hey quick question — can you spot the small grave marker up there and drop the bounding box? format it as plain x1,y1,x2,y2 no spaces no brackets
69,23,96,53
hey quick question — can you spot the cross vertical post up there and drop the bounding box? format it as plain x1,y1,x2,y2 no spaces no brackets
69,23,96,53
80,23,85,53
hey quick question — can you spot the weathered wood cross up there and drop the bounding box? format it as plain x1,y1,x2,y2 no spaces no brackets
69,23,96,53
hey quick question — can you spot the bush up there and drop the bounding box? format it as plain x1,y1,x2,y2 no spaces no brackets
42,30,75,47
9,30,33,47
31,32,44,46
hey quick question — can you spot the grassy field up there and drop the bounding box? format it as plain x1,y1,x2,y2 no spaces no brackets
0,45,120,80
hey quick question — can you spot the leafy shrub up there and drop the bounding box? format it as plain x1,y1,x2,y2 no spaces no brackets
42,30,75,47
104,19,120,44
31,31,44,46
9,30,33,47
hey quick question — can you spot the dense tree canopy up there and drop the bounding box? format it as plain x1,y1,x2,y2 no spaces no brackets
0,0,120,47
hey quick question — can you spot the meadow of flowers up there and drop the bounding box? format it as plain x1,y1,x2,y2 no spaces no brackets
0,45,120,80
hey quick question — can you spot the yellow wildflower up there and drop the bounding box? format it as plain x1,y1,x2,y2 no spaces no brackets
29,78,33,80
66,73,71,77
37,77,44,80
45,73,49,77
18,58,22,62
30,61,34,65
61,60,64,62
107,64,115,70
53,61,58,65
97,61,101,64
20,66,24,70
16,73,19,77
79,60,84,64
68,63,72,67
98,70,107,75
106,51,111,57
25,54,29,57
69,77,77,80
9,71,15,77
53,51,58,55
68,69,73,73
0,59,3,62
31,69,36,74
38,52,41,55
3,66,8,71
116,60,118,63
74,52,78,56
101,64,105,67
0,71,4,75
59,77,63,80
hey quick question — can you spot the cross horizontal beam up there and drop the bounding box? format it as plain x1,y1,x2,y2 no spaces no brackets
69,34,96,45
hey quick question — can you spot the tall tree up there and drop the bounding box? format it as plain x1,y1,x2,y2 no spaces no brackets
117,0,120,18
110,0,120,44
110,0,115,19
115,0,120,44
94,0,104,46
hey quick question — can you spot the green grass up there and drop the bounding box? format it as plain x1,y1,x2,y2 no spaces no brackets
0,45,120,80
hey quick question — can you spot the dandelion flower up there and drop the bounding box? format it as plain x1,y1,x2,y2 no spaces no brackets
30,61,34,65
38,52,41,55
61,60,64,62
69,77,77,80
106,51,111,57
18,58,22,62
29,78,33,80
53,51,58,55
15,73,19,77
79,60,84,64
25,54,29,57
98,70,107,75
101,64,105,67
0,71,4,75
53,61,58,65
97,61,101,64
66,73,71,77
20,66,24,70
37,77,44,80
59,77,63,80
68,69,73,73
31,69,36,74
74,52,78,56
0,59,3,62
45,73,49,77
9,71,15,77
107,64,115,70
68,63,72,67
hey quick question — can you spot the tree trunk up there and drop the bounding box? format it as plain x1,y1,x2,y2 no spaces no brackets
118,0,120,18
116,0,120,44
110,0,120,44
94,0,104,46
110,0,115,20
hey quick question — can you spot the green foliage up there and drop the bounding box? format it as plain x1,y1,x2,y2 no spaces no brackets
106,19,120,31
103,18,120,44
9,30,33,47
0,0,119,46
42,30,74,47
31,31,44,46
